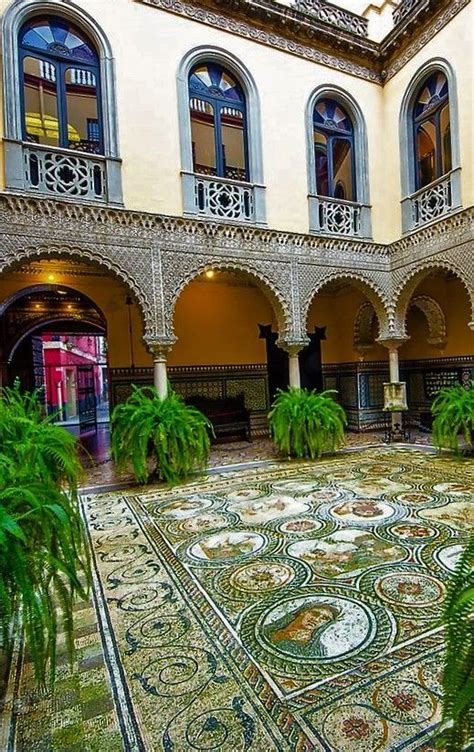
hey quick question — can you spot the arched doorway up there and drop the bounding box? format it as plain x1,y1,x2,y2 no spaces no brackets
397,269,474,429
0,257,149,460
305,277,389,431
170,267,286,438
2,285,108,435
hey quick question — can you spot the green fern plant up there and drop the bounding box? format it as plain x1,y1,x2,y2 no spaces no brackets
0,382,89,686
268,387,347,459
431,381,474,455
436,535,474,751
111,385,212,484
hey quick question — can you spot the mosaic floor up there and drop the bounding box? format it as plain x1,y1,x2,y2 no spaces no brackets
82,431,434,488
2,447,473,751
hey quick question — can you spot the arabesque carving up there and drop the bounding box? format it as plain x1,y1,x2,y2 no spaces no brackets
0,195,472,350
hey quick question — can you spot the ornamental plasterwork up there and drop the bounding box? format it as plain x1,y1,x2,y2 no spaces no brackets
134,0,466,84
0,237,156,337
0,194,472,345
159,250,294,339
391,254,474,333
381,0,470,81
354,295,448,351
297,265,393,339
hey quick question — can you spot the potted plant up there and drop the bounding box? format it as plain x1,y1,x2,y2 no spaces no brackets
435,536,474,751
431,381,474,455
268,387,347,459
0,382,90,685
111,385,212,484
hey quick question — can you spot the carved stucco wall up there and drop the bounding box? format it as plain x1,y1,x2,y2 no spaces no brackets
0,196,472,354
354,294,449,351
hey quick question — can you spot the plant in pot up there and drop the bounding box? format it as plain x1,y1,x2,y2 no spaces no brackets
431,381,474,455
435,535,474,751
0,382,90,686
111,385,212,484
268,387,347,459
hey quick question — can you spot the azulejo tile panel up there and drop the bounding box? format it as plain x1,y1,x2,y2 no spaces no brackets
4,448,473,751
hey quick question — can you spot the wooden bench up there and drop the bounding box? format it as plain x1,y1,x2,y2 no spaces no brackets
185,393,251,443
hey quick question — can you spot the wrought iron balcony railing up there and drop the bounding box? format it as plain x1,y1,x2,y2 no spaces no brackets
23,144,106,201
402,169,462,231
293,0,369,37
309,195,371,238
393,0,420,25
182,172,266,224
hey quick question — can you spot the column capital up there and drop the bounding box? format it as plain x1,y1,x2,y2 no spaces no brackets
277,338,309,357
376,336,409,351
144,336,176,360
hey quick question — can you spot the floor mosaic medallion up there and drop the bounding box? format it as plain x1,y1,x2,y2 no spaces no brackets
2,447,473,751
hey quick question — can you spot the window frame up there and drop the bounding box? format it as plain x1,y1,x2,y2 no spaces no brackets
313,103,357,202
177,46,266,225
399,58,461,233
306,85,371,238
19,16,104,154
189,63,250,181
2,0,122,204
412,76,450,191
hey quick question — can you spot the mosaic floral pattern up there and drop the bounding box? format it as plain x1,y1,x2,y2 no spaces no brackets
4,448,473,751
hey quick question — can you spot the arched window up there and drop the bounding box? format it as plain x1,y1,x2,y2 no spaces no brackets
2,0,121,204
306,86,370,238
399,60,461,232
313,98,356,202
189,63,248,181
19,15,103,154
413,71,451,190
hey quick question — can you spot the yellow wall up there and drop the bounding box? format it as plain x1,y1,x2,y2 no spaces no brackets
0,267,151,368
170,279,276,366
0,0,471,242
307,287,388,363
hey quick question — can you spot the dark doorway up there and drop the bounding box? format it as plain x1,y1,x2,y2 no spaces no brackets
259,324,326,402
299,327,326,391
259,324,289,403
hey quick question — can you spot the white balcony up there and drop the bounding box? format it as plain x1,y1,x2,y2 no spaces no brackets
401,168,462,232
309,194,371,238
4,140,123,204
182,171,266,225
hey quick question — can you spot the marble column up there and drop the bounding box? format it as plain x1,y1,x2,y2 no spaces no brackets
146,340,175,399
278,340,309,390
377,337,408,431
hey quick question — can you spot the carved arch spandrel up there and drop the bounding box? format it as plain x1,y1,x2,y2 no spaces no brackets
391,260,474,336
299,268,392,340
354,295,448,351
0,243,155,338
410,296,447,348
161,253,293,340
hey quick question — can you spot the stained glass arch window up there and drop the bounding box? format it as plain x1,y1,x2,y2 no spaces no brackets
19,15,103,154
313,98,356,202
188,62,249,181
412,71,451,189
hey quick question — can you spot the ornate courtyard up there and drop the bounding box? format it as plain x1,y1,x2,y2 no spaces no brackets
2,446,472,751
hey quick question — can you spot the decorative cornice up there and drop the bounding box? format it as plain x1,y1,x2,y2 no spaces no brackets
134,0,468,84
136,0,380,83
380,0,470,81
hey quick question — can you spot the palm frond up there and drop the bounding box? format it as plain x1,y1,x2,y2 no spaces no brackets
0,382,90,686
111,385,212,484
268,387,347,459
431,381,474,455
